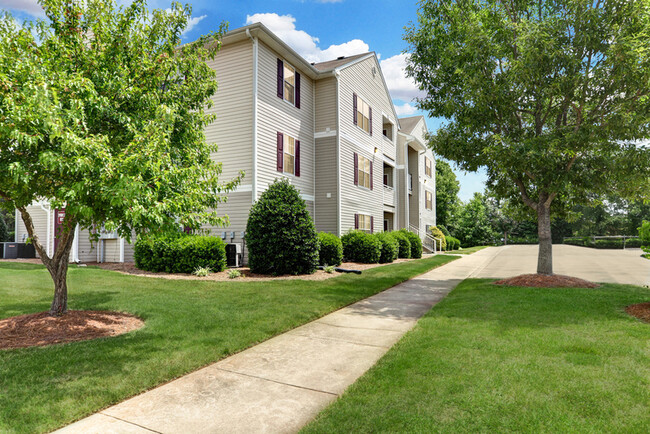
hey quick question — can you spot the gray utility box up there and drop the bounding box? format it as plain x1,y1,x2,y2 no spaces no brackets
3,242,36,259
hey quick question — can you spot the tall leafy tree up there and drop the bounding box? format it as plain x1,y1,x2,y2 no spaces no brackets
405,0,650,275
455,193,499,247
0,0,239,315
435,160,461,228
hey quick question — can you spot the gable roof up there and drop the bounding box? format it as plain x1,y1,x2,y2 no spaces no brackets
398,115,425,135
312,53,372,72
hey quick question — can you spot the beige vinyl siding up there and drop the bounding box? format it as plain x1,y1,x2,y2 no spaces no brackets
314,136,338,234
256,41,315,199
395,135,408,229
338,56,397,162
339,137,383,234
314,77,337,132
205,40,254,187
202,191,252,245
76,229,97,262
15,204,53,257
420,149,437,232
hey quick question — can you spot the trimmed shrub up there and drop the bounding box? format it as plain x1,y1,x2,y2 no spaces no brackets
594,239,624,249
437,225,450,237
639,221,650,254
318,232,343,266
564,237,594,247
134,233,227,274
445,235,460,250
626,238,643,248
374,232,399,263
341,230,381,263
400,229,422,259
391,230,411,258
429,226,447,251
246,179,319,275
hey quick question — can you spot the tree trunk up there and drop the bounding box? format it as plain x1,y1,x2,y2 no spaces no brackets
537,204,553,275
48,253,71,315
504,231,508,245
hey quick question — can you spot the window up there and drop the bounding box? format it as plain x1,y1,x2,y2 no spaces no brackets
277,59,300,108
426,190,433,210
284,135,295,175
356,213,373,233
354,153,372,189
276,132,300,176
424,157,433,177
353,93,372,135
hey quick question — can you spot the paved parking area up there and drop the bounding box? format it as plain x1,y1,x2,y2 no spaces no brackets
471,244,650,286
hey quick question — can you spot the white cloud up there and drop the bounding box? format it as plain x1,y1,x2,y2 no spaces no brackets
380,53,426,102
245,13,368,63
0,0,44,17
181,14,206,35
394,103,418,116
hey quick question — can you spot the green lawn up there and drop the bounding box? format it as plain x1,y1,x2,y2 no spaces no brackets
303,279,650,433
455,245,489,254
0,255,457,433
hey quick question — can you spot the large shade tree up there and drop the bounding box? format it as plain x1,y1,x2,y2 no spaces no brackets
0,0,240,315
405,0,650,275
435,159,461,228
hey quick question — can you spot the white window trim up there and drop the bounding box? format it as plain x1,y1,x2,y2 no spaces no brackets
357,154,372,190
355,94,371,135
283,134,296,176
282,60,297,107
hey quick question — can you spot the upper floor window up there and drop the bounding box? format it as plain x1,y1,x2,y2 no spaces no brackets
424,157,433,177
425,190,433,210
277,59,301,108
353,93,372,135
276,132,300,177
354,152,373,190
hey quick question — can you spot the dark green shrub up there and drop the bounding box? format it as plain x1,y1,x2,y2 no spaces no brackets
437,225,450,237
246,179,319,275
318,232,343,266
564,236,594,247
594,238,624,249
341,230,381,263
639,221,650,254
134,233,226,274
374,232,399,263
508,236,538,245
391,230,411,258
445,235,460,250
400,229,422,259
625,238,643,248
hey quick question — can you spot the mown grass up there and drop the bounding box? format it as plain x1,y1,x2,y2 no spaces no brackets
454,245,489,254
0,255,457,433
303,279,650,433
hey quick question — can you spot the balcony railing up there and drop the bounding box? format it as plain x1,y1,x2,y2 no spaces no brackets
383,185,395,207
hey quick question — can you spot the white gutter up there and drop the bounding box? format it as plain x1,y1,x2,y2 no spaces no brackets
119,237,125,263
335,70,342,236
72,224,80,263
14,208,18,242
38,202,51,257
247,29,259,203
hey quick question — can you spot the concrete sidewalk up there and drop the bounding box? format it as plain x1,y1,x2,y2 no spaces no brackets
57,249,499,434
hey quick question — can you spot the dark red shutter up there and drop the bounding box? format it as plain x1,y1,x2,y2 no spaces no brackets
277,59,284,99
277,132,284,172
354,214,359,230
369,106,373,136
295,140,300,177
370,216,374,234
295,72,301,109
353,152,358,185
370,161,373,190
353,93,358,125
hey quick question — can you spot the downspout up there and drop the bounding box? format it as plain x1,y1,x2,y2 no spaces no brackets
14,208,18,242
72,224,80,263
247,29,259,203
38,202,51,257
335,70,341,237
119,237,125,263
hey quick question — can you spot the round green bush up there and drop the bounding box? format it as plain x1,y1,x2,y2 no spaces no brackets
373,232,399,263
134,233,226,274
390,230,411,258
341,230,381,263
400,229,422,258
430,226,447,251
445,235,460,250
318,232,343,266
246,179,319,275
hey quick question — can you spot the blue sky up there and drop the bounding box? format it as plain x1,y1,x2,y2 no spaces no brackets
2,0,487,201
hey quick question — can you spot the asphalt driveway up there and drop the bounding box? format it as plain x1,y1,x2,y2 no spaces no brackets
469,244,650,286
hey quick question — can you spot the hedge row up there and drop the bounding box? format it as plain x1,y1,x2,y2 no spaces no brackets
134,234,227,274
340,229,423,264
564,237,643,249
445,235,460,250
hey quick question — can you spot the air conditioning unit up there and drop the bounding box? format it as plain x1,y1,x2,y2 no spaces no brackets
225,243,243,268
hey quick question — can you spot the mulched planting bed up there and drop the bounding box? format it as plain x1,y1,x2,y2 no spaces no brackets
626,302,650,323
0,310,144,350
493,273,599,288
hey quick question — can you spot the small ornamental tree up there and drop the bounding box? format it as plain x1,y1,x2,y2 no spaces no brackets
406,0,650,275
0,1,240,315
430,226,447,251
246,179,319,275
639,221,650,255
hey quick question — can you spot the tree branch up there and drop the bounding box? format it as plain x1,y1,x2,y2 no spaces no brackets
514,178,538,211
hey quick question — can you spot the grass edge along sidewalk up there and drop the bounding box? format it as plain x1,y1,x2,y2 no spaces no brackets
0,255,457,433
302,279,650,433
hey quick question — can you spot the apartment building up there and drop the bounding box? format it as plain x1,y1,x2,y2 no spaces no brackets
14,23,436,263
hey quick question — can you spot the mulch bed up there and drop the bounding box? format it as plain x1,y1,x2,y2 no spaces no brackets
0,310,144,350
493,274,600,288
626,302,650,323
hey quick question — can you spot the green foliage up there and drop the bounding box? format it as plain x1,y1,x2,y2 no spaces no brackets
341,230,381,264
399,229,422,259
192,266,211,277
246,179,319,275
318,232,343,266
429,226,447,251
391,231,411,259
437,225,450,237
638,221,650,254
323,265,336,274
507,236,539,245
564,237,594,247
454,193,499,247
134,234,226,274
374,232,399,263
625,238,643,248
434,160,460,228
0,216,7,242
227,269,242,279
445,235,460,250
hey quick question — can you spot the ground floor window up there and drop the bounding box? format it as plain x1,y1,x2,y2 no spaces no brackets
356,213,373,233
